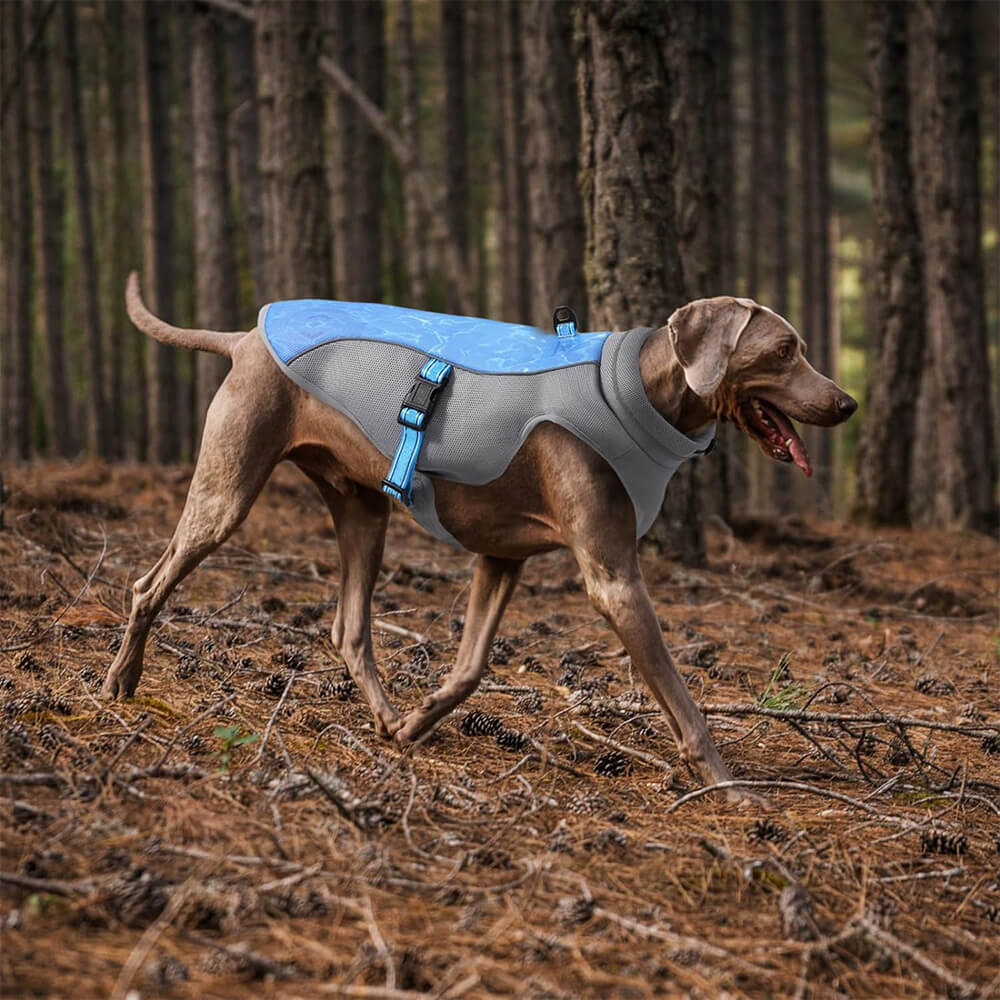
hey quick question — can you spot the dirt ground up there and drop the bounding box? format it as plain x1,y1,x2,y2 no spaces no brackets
0,462,997,999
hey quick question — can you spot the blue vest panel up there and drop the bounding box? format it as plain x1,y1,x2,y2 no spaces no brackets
261,299,612,373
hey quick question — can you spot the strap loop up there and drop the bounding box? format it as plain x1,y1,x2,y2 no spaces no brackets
381,358,453,506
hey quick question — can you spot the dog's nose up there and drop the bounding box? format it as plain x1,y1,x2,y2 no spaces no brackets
836,393,858,419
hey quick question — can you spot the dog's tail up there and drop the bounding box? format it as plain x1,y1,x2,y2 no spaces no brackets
126,271,244,357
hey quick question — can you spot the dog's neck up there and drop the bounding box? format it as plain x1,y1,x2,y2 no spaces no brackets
638,326,716,434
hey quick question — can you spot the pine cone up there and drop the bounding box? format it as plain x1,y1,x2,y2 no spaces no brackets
594,750,632,777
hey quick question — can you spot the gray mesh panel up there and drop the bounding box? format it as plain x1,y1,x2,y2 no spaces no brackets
265,330,712,546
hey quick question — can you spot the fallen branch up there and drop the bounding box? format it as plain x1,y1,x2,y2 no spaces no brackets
0,870,96,897
702,702,999,738
664,779,919,829
571,721,675,774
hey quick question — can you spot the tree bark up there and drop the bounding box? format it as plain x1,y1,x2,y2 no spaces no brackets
328,0,358,300
397,0,427,307
255,1,331,300
355,0,384,302
500,2,531,323
62,1,110,458
746,1,764,301
577,1,684,330
1,1,33,461
226,13,265,309
522,0,587,331
443,0,467,313
139,1,179,463
28,0,73,457
908,1,996,530
99,0,133,459
654,0,729,566
796,1,834,511
854,1,925,526
192,1,236,436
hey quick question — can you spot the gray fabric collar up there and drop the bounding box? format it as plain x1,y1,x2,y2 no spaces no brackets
600,326,716,466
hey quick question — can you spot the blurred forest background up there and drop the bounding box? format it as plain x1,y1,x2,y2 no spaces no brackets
1,0,997,556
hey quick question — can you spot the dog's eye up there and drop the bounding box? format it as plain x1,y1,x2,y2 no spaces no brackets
777,342,794,361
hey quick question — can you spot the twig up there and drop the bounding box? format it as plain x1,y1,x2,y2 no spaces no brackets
664,779,919,829
592,905,764,977
701,702,999,738
256,672,295,763
182,930,299,980
856,917,979,999
361,894,396,991
109,881,194,1000
1,526,107,652
374,619,426,643
0,870,96,896
571,721,675,774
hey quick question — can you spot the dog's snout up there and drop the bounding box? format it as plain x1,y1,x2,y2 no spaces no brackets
836,393,858,420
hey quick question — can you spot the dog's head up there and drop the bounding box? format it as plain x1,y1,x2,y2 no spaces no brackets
667,296,857,477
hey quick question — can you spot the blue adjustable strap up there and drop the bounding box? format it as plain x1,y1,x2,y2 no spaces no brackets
382,358,453,506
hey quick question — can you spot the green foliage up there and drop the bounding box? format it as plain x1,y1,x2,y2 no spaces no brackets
757,653,807,710
214,723,259,771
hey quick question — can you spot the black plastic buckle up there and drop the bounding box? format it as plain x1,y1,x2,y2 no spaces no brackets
553,305,578,338
397,371,450,429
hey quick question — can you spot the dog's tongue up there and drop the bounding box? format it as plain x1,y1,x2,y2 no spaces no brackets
763,402,813,478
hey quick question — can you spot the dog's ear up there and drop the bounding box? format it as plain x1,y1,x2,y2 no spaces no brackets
668,297,757,398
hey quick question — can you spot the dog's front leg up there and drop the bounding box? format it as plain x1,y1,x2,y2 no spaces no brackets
324,487,400,738
395,555,523,746
573,544,757,803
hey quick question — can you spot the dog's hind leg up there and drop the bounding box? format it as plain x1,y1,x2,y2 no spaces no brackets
395,555,523,746
101,377,284,699
313,483,399,738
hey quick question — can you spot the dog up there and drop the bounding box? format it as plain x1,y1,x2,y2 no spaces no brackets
102,274,856,803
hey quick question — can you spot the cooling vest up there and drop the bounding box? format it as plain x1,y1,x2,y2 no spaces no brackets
259,300,715,548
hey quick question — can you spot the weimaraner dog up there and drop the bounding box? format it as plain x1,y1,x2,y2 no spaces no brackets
102,274,856,803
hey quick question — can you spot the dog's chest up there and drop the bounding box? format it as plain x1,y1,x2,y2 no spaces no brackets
260,301,713,547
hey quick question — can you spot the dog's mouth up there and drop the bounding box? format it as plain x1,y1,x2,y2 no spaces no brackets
739,398,812,477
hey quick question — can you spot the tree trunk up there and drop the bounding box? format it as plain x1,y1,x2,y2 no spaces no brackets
577,1,684,330
578,1,702,562
500,2,531,323
522,0,587,331
98,0,133,459
854,1,926,526
1,1,33,461
490,0,508,318
442,0,467,312
654,0,727,566
355,0,384,302
747,1,764,301
908,1,996,530
192,1,236,436
139,1,179,463
397,0,427,307
708,0,738,523
225,15,265,310
796,1,834,511
327,0,357,300
758,0,794,513
28,1,73,457
255,1,331,300
62,1,110,458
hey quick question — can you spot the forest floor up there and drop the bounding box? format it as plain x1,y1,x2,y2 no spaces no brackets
0,462,997,1000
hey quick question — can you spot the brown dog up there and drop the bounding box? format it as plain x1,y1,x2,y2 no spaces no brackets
102,275,855,802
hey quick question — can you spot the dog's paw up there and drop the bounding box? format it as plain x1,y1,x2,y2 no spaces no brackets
99,671,136,701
